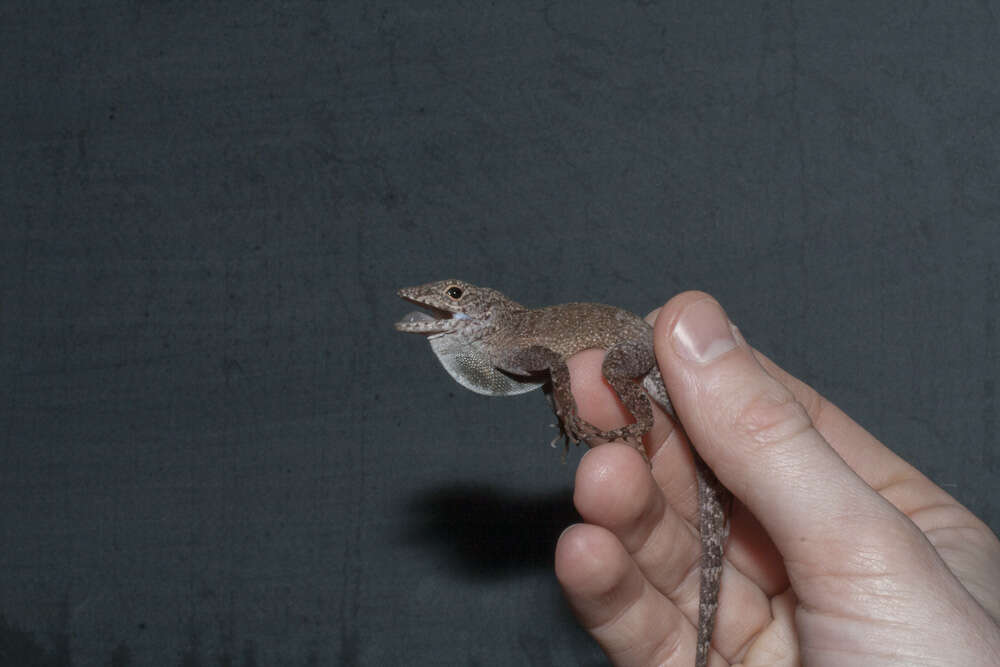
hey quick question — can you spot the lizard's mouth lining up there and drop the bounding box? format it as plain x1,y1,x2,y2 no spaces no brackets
395,303,467,334
396,309,444,325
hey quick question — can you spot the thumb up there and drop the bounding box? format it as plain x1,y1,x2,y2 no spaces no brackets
652,292,898,561
651,292,1000,665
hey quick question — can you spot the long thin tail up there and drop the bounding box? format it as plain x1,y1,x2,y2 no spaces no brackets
643,367,729,667
693,452,728,667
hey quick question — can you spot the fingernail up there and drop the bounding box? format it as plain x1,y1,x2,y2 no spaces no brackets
672,299,737,363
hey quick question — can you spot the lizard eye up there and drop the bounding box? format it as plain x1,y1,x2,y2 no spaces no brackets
446,286,463,300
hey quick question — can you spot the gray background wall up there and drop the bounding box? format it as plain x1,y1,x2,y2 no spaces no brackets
2,2,998,665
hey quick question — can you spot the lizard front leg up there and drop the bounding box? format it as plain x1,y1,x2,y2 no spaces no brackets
497,346,602,445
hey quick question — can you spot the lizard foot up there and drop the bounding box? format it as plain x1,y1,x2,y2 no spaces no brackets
562,417,603,446
548,393,648,460
546,413,651,465
578,423,650,463
586,422,648,444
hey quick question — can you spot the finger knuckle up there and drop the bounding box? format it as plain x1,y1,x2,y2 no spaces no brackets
731,386,814,451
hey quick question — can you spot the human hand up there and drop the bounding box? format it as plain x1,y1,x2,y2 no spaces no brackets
555,291,1000,666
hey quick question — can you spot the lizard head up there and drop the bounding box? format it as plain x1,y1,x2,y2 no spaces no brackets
394,279,522,336
394,280,543,396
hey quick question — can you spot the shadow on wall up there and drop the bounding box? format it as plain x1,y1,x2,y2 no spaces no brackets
0,613,267,667
407,482,580,578
0,484,577,666
0,613,70,667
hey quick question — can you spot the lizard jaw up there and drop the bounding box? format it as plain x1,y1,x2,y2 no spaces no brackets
395,293,470,334
394,309,466,334
395,284,479,334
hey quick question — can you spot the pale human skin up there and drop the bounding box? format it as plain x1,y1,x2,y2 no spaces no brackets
555,291,1000,666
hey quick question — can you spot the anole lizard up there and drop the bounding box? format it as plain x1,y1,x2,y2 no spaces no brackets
395,279,729,667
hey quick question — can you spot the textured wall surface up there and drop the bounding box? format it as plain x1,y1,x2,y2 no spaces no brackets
2,2,998,665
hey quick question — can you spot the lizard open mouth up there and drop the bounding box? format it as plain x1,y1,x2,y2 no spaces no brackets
395,305,469,335
395,309,440,328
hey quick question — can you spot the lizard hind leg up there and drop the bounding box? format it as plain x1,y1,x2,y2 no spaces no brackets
545,358,603,445
498,344,652,457
550,344,655,461
588,341,657,457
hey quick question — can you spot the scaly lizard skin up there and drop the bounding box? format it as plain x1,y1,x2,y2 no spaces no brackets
395,279,729,667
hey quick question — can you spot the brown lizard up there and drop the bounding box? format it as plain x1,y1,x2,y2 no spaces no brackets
395,279,729,667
